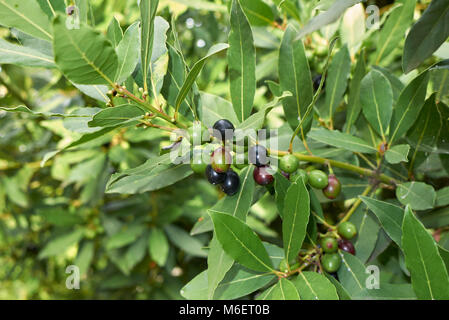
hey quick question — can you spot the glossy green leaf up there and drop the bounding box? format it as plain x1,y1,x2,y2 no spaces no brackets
436,186,449,207
360,69,393,139
240,0,274,26
165,224,207,258
148,227,169,266
337,251,367,296
106,17,123,48
354,283,416,300
389,71,429,144
294,0,362,40
200,92,240,128
293,271,339,300
140,0,159,92
228,0,256,122
360,196,404,246
261,278,300,300
274,172,290,219
115,22,140,84
350,206,380,263
0,0,52,41
385,144,410,164
52,15,118,85
345,50,366,132
324,45,351,119
373,0,415,65
308,128,377,153
175,43,229,114
0,38,54,68
403,0,449,73
282,178,310,263
279,25,313,132
207,236,234,299
396,182,436,211
88,105,145,128
210,212,274,272
402,206,449,299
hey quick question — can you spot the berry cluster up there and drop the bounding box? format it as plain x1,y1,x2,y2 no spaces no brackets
279,154,342,200
190,119,241,196
320,221,357,273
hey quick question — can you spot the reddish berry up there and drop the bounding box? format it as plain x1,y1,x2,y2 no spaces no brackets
253,166,274,186
338,239,356,255
322,174,341,199
211,147,232,173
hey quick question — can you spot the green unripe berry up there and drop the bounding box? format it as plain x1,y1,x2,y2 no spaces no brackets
190,147,209,174
337,221,357,240
291,169,308,184
308,170,328,189
321,253,342,273
279,154,299,173
321,237,338,253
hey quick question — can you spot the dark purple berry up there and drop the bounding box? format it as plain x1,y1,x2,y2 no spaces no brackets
253,166,274,186
206,164,226,185
222,170,240,196
338,239,356,255
248,145,268,167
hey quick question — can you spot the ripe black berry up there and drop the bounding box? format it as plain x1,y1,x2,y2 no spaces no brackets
253,166,274,186
248,145,268,167
212,119,234,141
205,165,226,185
222,170,240,196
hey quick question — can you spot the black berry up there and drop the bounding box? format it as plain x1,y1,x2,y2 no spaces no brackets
205,164,226,185
222,170,240,196
212,119,234,141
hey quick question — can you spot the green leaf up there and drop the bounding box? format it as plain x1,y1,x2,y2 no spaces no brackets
207,236,234,299
436,186,449,207
385,144,410,164
240,0,274,26
148,227,169,266
396,182,436,211
37,0,65,19
236,92,292,131
389,71,430,144
360,69,393,139
180,270,208,299
140,0,159,92
75,241,94,277
372,65,405,103
274,172,290,219
165,224,207,258
52,15,118,85
106,163,193,194
294,0,362,40
125,233,148,270
115,22,140,84
324,45,351,119
0,38,54,68
228,0,256,122
175,43,229,115
337,251,367,296
345,50,366,132
38,229,85,259
360,196,404,246
324,272,352,300
402,206,449,299
214,265,275,300
340,3,365,57
200,92,240,128
293,271,339,300
279,25,313,132
373,0,415,65
106,225,146,250
354,283,417,300
262,278,300,300
350,206,380,263
0,0,52,41
88,105,145,128
403,0,449,73
106,17,123,48
308,128,377,153
282,178,310,263
209,212,274,272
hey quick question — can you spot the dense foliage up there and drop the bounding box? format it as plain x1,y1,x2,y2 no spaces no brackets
1,0,449,300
